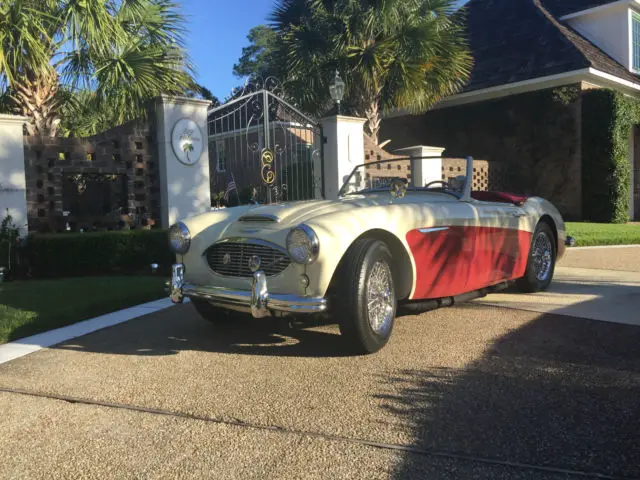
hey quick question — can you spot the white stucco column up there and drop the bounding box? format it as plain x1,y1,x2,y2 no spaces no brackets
394,145,445,188
0,114,28,236
154,95,212,228
319,115,366,199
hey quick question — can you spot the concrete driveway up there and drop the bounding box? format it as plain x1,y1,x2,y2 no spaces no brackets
1,247,639,479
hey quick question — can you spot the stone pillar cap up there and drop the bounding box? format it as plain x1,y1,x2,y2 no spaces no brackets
0,114,28,125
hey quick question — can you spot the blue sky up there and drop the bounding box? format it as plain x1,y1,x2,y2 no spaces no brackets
182,0,274,100
182,0,468,100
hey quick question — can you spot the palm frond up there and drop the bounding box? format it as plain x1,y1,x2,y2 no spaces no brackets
271,0,472,136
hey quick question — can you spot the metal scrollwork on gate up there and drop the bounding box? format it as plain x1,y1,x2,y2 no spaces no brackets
261,148,275,185
207,75,324,204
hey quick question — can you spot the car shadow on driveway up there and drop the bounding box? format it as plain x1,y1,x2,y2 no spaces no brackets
381,308,640,479
54,303,356,358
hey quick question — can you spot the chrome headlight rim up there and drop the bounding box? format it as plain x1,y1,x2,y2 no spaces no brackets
168,222,191,254
286,224,320,264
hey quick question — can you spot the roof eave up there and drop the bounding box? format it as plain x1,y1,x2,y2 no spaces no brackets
560,0,638,20
382,68,640,118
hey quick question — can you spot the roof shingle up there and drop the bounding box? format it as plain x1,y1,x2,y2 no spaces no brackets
463,0,640,92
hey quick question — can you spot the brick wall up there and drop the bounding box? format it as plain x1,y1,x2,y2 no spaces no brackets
23,118,160,232
364,135,498,191
381,85,583,218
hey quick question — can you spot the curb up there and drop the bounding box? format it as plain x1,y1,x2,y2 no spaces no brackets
0,297,187,365
569,244,640,250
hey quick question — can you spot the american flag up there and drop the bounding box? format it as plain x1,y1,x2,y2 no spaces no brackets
223,174,237,201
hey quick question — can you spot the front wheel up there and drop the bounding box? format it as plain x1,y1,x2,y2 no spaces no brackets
516,222,557,293
337,238,397,354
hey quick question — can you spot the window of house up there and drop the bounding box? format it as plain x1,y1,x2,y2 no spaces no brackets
633,12,640,71
215,140,226,172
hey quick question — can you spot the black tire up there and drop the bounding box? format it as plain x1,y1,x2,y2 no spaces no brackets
190,298,246,324
336,238,397,354
516,222,557,293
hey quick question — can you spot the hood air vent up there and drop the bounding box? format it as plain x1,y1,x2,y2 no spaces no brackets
238,214,280,223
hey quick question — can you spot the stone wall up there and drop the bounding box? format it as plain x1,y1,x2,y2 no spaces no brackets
23,118,160,232
381,85,583,218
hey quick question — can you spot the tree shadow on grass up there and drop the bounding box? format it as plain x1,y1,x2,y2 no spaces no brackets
381,309,640,479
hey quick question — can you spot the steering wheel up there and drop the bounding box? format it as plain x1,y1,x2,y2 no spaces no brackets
390,178,407,199
425,180,450,189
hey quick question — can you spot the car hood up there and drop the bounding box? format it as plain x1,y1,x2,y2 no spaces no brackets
235,196,395,228
181,192,450,248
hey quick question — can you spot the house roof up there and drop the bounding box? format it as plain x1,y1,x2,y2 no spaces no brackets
463,0,640,93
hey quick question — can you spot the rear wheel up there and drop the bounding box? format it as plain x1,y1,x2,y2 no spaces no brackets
337,238,397,354
516,222,556,292
190,298,246,324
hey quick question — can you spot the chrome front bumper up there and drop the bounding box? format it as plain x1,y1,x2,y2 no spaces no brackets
169,263,327,318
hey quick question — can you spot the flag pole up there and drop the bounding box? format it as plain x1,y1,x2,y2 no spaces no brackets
231,172,240,204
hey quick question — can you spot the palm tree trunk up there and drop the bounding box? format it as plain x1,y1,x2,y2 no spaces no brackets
11,69,61,137
364,99,381,145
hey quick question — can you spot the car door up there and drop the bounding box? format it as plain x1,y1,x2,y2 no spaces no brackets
406,196,478,300
465,200,530,292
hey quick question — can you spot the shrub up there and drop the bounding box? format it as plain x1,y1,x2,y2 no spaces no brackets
21,230,174,278
582,90,634,223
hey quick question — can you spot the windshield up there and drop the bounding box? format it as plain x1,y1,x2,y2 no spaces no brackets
339,158,469,197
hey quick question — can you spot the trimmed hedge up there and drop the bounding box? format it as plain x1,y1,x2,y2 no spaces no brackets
582,90,634,223
21,230,174,278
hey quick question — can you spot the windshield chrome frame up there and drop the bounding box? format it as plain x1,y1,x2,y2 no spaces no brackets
338,156,473,200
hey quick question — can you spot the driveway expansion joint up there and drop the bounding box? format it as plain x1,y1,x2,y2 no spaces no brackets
0,385,633,480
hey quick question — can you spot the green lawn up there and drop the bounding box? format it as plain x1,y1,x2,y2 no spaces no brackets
0,276,166,344
566,222,640,247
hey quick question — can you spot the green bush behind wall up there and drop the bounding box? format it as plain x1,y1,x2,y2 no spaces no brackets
582,89,634,223
21,230,174,278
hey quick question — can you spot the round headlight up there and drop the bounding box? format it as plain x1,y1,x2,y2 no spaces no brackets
286,225,319,264
168,222,191,254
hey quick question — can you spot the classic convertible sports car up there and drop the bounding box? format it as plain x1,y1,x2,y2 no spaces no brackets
169,156,572,354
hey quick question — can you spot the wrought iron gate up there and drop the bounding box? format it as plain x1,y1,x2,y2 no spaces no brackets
207,78,323,205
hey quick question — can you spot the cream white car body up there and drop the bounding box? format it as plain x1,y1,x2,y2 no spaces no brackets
173,188,566,310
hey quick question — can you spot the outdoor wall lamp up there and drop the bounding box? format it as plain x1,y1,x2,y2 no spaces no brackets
329,70,345,114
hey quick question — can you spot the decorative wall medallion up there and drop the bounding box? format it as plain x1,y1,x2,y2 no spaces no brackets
171,118,203,166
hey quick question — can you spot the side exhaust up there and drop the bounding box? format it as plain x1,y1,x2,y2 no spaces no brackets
399,282,510,316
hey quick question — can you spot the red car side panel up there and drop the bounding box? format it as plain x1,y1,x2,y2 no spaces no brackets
406,226,531,300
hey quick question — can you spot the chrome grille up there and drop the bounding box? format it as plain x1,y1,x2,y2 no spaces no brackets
205,241,291,277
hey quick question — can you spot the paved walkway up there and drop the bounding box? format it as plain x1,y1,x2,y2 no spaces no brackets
559,245,640,272
475,246,640,325
475,266,640,326
0,246,638,479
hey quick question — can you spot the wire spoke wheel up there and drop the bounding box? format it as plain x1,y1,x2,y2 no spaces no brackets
366,260,394,335
531,231,553,282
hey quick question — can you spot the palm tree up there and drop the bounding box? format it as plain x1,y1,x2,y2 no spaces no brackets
0,0,194,136
271,0,472,143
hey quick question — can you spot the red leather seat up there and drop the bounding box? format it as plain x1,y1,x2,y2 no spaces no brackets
470,191,528,206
